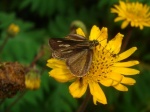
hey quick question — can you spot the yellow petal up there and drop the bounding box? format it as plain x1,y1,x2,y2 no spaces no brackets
111,80,120,86
121,20,129,29
117,47,137,61
111,8,117,13
100,78,113,87
131,21,135,27
113,61,139,67
121,77,136,85
111,67,140,75
139,25,144,30
50,68,74,82
89,81,107,104
89,25,101,40
76,28,85,37
47,59,66,69
114,17,125,22
106,33,123,54
108,72,123,82
69,79,87,98
113,83,128,91
98,27,108,47
120,1,127,10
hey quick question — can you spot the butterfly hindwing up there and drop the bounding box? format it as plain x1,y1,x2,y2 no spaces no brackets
66,49,93,77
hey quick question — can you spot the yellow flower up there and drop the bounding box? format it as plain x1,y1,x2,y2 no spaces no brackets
25,71,41,90
111,1,150,30
47,25,140,105
7,23,20,37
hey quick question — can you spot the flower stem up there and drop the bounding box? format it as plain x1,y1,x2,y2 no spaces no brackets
0,35,9,54
121,27,133,52
76,89,91,112
29,46,44,68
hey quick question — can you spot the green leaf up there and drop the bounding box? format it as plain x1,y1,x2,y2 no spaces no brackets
19,0,31,10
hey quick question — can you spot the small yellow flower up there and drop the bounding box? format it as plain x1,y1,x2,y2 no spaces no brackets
25,71,41,90
111,1,150,30
47,25,140,105
7,23,20,37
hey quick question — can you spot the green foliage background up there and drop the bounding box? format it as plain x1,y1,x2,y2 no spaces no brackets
0,0,150,112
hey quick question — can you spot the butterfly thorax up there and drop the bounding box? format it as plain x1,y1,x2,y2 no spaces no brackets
89,40,99,49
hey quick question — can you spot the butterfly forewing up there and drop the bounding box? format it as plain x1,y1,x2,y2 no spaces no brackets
49,35,90,59
65,34,87,41
66,49,93,77
49,34,87,51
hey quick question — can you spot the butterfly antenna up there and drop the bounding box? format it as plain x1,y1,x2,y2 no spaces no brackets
95,30,118,58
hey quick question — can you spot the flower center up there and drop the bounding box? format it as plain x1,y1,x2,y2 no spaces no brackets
127,3,145,21
85,46,116,82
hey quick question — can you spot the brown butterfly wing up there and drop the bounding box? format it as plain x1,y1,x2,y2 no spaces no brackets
65,34,87,41
49,37,89,59
49,35,93,77
66,49,93,77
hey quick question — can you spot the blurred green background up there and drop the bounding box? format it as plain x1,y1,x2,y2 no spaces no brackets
0,0,150,112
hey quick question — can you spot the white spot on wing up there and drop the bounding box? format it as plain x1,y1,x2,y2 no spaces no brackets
57,41,62,42
66,50,73,53
60,49,73,53
59,44,70,47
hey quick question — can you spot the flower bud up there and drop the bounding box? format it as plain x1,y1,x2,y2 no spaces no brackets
7,23,20,37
